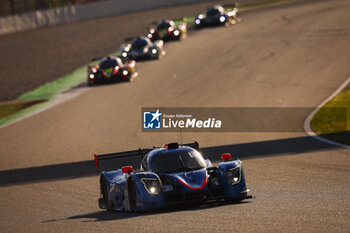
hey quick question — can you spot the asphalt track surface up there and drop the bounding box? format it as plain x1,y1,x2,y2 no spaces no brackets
0,0,350,232
0,0,256,101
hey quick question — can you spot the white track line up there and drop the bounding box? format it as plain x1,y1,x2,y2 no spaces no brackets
304,77,350,149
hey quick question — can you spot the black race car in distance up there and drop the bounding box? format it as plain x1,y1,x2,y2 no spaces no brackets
87,56,137,86
195,5,239,28
120,36,165,61
147,20,187,42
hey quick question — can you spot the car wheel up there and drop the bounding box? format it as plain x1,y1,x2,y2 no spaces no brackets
128,176,137,212
101,177,113,211
126,70,132,82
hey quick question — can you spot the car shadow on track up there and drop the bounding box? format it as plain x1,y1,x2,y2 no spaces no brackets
0,133,345,187
43,200,251,223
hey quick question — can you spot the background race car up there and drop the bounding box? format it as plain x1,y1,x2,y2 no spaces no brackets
120,36,165,61
147,20,187,42
194,5,239,28
94,142,252,212
87,56,137,86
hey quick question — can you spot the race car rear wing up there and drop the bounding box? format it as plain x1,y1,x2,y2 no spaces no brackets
94,141,199,167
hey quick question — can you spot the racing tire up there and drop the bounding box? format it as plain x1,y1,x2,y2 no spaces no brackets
126,72,132,82
88,80,94,87
194,24,201,29
128,176,138,212
101,177,113,211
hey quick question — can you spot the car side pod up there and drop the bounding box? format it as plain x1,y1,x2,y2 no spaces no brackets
98,169,125,211
217,154,249,200
125,172,165,212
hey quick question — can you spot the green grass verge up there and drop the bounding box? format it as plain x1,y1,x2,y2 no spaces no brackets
0,50,116,126
311,83,350,145
0,59,101,126
0,100,53,126
18,66,87,101
172,17,195,26
0,100,46,119
0,66,87,126
17,57,106,101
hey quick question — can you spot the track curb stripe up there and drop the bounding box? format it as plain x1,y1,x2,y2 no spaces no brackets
303,77,350,149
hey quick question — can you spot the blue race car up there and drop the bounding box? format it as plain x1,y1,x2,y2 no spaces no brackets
194,5,239,28
94,141,252,212
120,36,165,61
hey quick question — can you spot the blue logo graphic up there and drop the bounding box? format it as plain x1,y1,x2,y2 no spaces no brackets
143,109,162,129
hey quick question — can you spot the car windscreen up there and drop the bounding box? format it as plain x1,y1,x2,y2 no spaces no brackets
156,22,171,31
131,39,148,49
206,9,220,16
150,150,206,173
99,59,118,69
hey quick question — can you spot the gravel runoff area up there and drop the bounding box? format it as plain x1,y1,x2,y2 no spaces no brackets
0,0,266,101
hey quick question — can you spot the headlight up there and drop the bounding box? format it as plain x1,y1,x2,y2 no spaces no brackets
122,52,128,57
227,166,241,185
228,11,235,17
195,19,201,25
151,48,157,54
174,30,180,36
89,74,94,79
124,47,130,52
141,178,161,194
122,70,128,76
220,16,226,22
143,47,149,53
198,14,204,19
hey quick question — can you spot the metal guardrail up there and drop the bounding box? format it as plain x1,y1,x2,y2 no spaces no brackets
0,0,107,17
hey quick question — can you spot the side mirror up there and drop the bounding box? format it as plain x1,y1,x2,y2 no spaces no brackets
221,153,231,161
122,166,133,174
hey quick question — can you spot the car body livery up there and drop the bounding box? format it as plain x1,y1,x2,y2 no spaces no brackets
87,56,137,86
147,20,187,42
195,5,239,28
94,141,252,212
120,36,165,61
